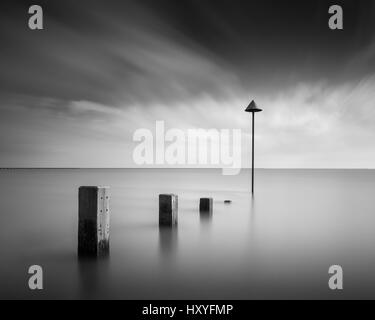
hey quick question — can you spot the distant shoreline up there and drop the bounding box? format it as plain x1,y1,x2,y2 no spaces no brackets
0,168,374,170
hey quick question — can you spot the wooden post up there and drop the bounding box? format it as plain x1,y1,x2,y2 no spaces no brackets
78,186,110,257
159,194,178,227
200,198,213,213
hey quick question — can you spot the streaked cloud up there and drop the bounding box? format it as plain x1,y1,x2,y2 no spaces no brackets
0,0,374,168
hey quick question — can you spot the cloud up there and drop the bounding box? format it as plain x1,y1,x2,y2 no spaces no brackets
2,74,374,168
0,1,374,168
0,0,240,107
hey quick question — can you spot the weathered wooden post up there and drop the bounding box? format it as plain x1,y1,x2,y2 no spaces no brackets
78,186,110,257
200,198,213,213
159,194,178,227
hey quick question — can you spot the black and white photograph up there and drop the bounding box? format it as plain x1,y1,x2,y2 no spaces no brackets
0,0,375,305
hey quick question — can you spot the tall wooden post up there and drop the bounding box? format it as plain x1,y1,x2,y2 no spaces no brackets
78,186,110,257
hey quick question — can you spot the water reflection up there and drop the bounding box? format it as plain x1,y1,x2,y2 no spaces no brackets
200,210,213,225
249,196,257,249
158,227,178,259
78,255,110,299
250,197,256,227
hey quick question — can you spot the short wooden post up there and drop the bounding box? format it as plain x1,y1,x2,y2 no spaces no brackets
200,198,213,213
159,194,178,227
78,186,110,257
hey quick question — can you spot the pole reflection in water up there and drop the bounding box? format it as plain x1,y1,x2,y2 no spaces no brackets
200,209,213,221
159,227,178,259
200,209,213,230
78,255,110,299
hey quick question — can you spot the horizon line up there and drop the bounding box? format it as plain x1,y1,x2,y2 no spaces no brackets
0,167,374,170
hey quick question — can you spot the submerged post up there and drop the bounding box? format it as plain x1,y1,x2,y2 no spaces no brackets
159,194,178,227
78,186,110,257
244,100,263,196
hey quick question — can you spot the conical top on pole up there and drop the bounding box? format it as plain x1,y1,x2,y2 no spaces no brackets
244,100,262,196
245,100,262,113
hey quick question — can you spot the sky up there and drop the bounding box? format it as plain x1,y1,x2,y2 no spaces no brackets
0,0,374,168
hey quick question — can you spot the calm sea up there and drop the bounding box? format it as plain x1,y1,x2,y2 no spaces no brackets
0,169,374,299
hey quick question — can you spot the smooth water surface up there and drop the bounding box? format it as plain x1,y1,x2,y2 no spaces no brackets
0,169,374,299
